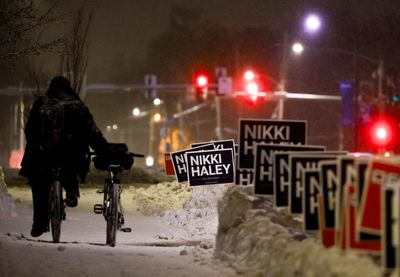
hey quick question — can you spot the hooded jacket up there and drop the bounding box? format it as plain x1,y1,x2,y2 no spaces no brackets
20,76,108,181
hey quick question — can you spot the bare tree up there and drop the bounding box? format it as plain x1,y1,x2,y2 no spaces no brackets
60,7,93,100
0,0,64,67
23,59,49,97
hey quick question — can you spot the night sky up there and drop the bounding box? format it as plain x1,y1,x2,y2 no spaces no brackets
2,0,400,165
44,0,400,84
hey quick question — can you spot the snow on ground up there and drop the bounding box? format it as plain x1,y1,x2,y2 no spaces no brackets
0,166,394,277
0,169,236,277
215,186,384,277
0,167,16,217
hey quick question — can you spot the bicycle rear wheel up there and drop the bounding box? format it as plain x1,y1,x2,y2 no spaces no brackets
106,183,119,246
50,180,62,243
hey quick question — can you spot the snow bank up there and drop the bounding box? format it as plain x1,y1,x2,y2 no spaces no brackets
215,186,382,277
0,166,16,217
124,181,192,215
158,183,230,243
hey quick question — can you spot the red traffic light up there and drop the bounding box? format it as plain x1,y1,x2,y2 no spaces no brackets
194,73,209,102
246,82,259,102
195,74,208,88
243,70,259,102
370,119,393,147
244,70,255,81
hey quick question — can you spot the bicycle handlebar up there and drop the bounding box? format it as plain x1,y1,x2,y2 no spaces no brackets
130,153,145,158
90,152,145,158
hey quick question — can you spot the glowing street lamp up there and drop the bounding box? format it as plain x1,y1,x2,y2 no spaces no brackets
292,42,304,55
304,14,322,34
132,107,141,117
153,98,161,106
153,112,161,122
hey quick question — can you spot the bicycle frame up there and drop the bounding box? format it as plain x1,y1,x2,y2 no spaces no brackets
94,165,128,246
93,151,144,246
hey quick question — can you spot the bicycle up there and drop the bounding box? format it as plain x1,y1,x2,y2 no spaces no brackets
93,152,144,247
48,167,64,243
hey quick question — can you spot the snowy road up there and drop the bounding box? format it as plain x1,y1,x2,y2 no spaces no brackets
0,186,237,277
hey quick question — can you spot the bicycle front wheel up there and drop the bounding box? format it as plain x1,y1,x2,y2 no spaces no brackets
50,180,62,243
106,183,119,246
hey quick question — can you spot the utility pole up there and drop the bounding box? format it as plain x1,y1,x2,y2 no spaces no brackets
278,32,289,92
277,32,289,120
377,59,385,114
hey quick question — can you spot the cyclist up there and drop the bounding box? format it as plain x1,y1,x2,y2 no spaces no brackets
20,76,109,237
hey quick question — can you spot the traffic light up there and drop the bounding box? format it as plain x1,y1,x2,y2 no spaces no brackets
242,69,262,104
368,118,396,152
370,120,392,145
194,74,209,102
244,70,255,82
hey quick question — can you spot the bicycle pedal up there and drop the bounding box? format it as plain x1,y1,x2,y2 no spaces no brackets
120,227,131,233
93,204,103,214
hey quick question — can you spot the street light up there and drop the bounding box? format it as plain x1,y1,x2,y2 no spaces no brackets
153,112,162,123
304,14,322,34
292,42,304,55
279,13,321,92
132,107,141,117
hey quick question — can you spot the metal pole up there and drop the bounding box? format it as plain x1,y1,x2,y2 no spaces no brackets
278,32,289,92
177,101,184,132
277,31,289,120
148,114,154,157
277,99,284,119
377,59,385,114
215,96,222,140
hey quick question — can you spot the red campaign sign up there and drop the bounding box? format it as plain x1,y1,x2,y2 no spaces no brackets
164,153,175,176
345,184,381,253
318,194,335,248
359,161,400,234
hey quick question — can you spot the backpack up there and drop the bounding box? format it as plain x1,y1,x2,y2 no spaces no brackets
39,96,66,153
39,96,82,153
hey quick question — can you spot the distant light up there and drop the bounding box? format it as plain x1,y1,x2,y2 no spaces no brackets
153,98,161,106
153,113,161,122
370,120,392,147
196,75,208,87
132,107,140,117
246,82,259,94
106,125,111,131
292,42,304,54
112,124,118,130
244,70,255,81
376,127,387,140
146,155,154,167
304,14,321,34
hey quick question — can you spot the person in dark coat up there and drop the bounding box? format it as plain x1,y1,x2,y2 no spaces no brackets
20,76,109,237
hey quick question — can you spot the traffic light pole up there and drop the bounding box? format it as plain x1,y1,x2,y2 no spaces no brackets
215,96,222,140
